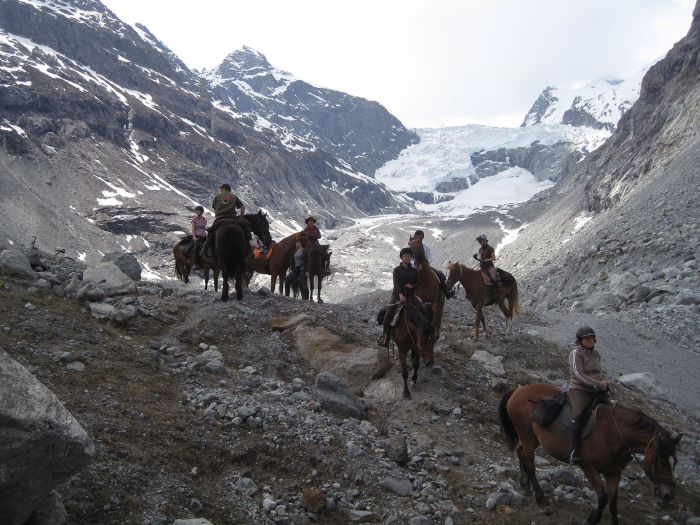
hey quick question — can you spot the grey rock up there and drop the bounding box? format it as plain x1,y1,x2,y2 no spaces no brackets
0,249,36,280
82,262,137,296
379,476,413,497
348,510,375,523
619,372,668,397
381,434,408,465
470,350,505,376
234,477,258,496
66,361,85,372
24,491,67,525
315,372,366,420
101,252,141,281
76,282,105,302
0,351,94,524
676,289,700,305
173,520,214,525
409,517,431,525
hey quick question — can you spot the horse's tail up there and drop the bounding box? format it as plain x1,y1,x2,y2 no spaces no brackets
498,389,519,451
510,281,520,317
173,246,182,279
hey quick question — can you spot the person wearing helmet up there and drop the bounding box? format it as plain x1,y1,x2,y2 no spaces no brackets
377,247,432,347
473,234,499,285
568,326,610,464
191,205,207,268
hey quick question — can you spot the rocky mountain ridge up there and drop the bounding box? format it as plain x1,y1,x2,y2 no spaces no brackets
203,47,418,176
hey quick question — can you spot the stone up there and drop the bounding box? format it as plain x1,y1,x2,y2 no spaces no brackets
301,488,325,513
581,292,624,312
381,434,408,465
76,283,105,302
315,372,367,420
0,351,95,524
618,372,668,397
88,302,120,321
101,252,141,281
551,467,579,487
409,517,430,525
0,249,36,279
471,350,505,376
271,314,311,331
25,491,67,525
234,477,258,496
347,442,364,458
189,499,203,512
66,361,85,372
379,476,413,496
292,378,305,392
82,262,137,296
172,520,214,525
348,510,375,522
676,289,700,305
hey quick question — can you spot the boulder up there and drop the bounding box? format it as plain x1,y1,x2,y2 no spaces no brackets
609,272,640,297
581,292,624,312
101,252,141,281
271,313,311,331
82,262,137,296
315,372,367,420
471,350,505,376
294,325,392,395
0,249,36,280
618,372,668,397
379,476,413,496
0,351,95,524
676,289,700,305
381,434,409,465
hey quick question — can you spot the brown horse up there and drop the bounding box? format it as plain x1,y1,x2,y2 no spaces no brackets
307,244,332,303
173,237,198,284
380,301,431,398
248,232,304,293
411,244,445,364
499,384,682,524
445,261,519,340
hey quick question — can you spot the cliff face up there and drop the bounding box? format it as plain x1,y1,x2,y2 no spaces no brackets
581,2,700,211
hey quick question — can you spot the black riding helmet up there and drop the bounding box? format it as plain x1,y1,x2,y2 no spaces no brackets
399,247,414,258
576,326,596,342
194,205,204,212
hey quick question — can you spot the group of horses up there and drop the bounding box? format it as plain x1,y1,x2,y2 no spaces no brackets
173,211,332,302
391,245,682,525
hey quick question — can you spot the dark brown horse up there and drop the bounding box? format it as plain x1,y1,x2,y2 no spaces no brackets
445,261,519,340
173,237,198,284
306,244,332,303
215,220,247,301
499,384,682,524
411,244,445,365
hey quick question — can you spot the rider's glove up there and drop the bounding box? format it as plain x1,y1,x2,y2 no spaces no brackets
473,254,479,260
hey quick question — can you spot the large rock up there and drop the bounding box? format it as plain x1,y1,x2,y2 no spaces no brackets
619,372,668,397
609,272,640,297
0,249,36,280
0,351,95,524
82,262,137,296
581,292,624,312
101,252,141,281
315,372,367,420
471,350,505,376
294,324,392,395
271,314,311,331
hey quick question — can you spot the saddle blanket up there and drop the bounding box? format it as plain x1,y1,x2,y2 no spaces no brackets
531,397,603,440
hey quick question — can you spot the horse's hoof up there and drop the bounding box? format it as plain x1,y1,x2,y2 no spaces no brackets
317,298,324,304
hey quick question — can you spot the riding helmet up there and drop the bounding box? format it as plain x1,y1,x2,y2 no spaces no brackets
476,233,488,241
399,247,414,258
305,216,316,224
194,205,204,212
576,326,596,341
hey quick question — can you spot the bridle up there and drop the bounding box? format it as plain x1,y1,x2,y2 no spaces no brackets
445,264,463,289
610,406,677,487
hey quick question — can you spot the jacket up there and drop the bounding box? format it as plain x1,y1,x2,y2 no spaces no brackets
289,248,311,274
212,191,243,219
569,345,604,392
393,263,418,297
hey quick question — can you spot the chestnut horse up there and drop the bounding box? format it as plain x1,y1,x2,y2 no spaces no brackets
445,261,519,340
412,244,445,365
248,232,304,293
499,384,681,524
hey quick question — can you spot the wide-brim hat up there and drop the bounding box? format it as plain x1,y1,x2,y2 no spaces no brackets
305,216,316,224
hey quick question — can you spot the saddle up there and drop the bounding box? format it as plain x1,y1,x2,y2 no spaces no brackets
530,393,605,440
178,235,194,254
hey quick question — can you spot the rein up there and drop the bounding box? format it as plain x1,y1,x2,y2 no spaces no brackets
610,405,675,486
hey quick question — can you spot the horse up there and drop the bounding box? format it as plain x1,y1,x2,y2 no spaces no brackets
214,221,247,301
306,244,332,303
411,244,445,365
445,261,519,340
498,384,682,524
245,211,273,249
378,300,431,398
173,237,199,284
247,232,304,294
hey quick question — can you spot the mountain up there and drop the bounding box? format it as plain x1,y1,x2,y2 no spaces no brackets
202,47,418,176
521,66,649,131
0,0,414,273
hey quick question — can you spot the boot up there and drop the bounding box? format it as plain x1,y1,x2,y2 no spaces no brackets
568,418,584,465
443,284,456,299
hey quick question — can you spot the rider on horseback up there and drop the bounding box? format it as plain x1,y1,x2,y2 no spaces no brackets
205,183,251,256
191,205,207,268
377,247,433,348
568,326,610,465
303,216,321,246
410,230,455,299
474,233,500,285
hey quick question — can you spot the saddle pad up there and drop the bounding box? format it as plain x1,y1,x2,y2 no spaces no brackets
481,272,491,285
542,401,603,440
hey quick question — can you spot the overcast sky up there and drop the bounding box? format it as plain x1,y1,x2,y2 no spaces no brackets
101,0,695,128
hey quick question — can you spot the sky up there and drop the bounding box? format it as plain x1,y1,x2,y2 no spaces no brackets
101,0,695,129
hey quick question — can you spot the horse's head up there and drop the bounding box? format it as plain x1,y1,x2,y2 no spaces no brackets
645,428,682,503
247,211,273,248
445,261,461,289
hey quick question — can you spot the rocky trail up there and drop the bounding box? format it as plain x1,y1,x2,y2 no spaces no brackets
2,245,700,525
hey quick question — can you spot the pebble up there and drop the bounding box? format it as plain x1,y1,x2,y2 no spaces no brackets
66,361,85,372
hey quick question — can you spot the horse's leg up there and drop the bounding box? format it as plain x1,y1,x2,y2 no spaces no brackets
498,294,512,334
581,465,607,525
516,435,548,509
204,267,209,290
221,267,229,302
271,274,277,294
398,345,410,399
316,275,324,304
214,269,219,292
474,304,482,341
235,269,243,301
411,347,419,384
604,472,622,525
184,262,191,284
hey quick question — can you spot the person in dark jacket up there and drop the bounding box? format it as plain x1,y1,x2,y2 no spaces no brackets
303,216,322,246
473,233,499,284
377,247,433,347
205,183,251,256
568,326,610,464
285,239,310,300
